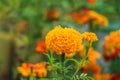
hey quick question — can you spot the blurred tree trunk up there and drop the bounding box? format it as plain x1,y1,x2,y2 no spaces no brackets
0,32,14,80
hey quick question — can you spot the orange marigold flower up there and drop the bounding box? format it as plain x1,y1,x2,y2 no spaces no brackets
86,10,108,27
17,63,47,77
35,41,47,53
45,25,82,57
88,0,96,4
17,63,32,77
37,68,47,77
32,63,47,77
82,32,98,42
103,30,120,61
71,9,108,27
71,12,89,24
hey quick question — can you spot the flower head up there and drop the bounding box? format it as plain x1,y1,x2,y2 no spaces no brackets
103,30,120,61
35,41,47,53
71,12,89,24
71,9,108,27
17,63,47,77
17,63,32,77
32,63,47,77
86,10,108,27
45,25,82,57
82,32,98,42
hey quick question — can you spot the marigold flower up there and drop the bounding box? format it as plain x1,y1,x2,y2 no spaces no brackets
86,10,109,27
71,9,108,27
35,41,47,53
88,0,96,4
17,63,32,77
82,32,98,42
17,63,47,77
103,30,120,61
71,12,89,24
37,69,47,77
32,63,47,77
45,25,82,57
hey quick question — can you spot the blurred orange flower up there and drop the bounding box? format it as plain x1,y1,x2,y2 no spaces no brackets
103,30,120,61
17,63,32,77
88,0,96,4
32,63,47,77
86,11,108,26
71,12,89,24
80,47,101,74
71,9,108,27
17,63,47,77
35,41,47,53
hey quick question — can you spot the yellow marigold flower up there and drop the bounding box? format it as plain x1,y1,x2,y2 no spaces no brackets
45,25,82,57
82,32,98,42
17,63,32,77
93,15,108,27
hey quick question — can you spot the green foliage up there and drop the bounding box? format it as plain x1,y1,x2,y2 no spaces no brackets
0,0,120,79
73,73,95,80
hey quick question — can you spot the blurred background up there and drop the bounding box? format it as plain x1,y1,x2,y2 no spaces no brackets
0,0,120,80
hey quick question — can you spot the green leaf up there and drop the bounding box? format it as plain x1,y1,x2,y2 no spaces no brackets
86,76,95,80
64,58,79,65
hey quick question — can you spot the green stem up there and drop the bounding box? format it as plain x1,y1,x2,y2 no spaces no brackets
71,43,91,80
61,53,65,78
50,52,53,65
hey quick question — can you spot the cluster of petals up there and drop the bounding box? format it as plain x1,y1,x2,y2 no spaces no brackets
103,30,120,61
71,9,108,27
45,25,82,57
17,63,47,77
82,32,98,42
35,40,47,53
